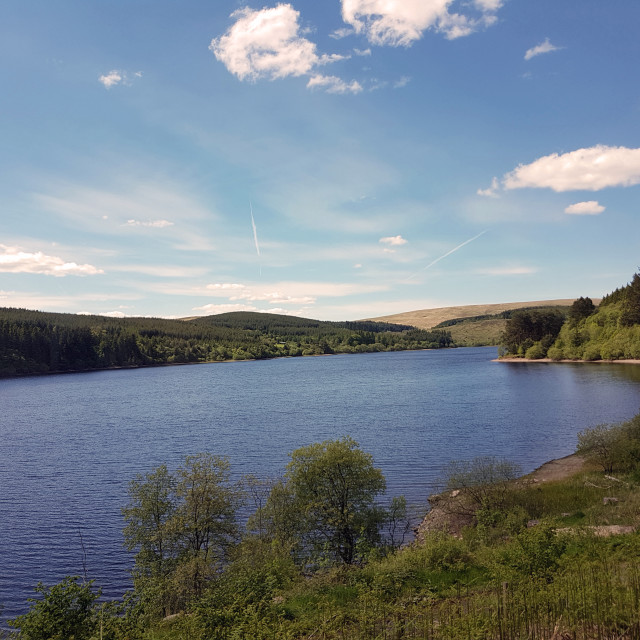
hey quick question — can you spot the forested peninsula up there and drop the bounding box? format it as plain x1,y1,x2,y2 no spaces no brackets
0,308,453,377
499,270,640,361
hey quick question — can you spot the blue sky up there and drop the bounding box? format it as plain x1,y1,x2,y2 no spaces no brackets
1,0,639,320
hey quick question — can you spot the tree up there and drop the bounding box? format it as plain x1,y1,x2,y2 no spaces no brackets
122,464,177,618
445,456,521,514
568,296,596,325
172,453,239,599
122,453,240,617
620,272,640,326
10,577,99,640
284,437,386,565
501,309,566,356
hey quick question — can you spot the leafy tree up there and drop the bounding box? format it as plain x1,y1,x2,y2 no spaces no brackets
122,464,177,617
568,296,596,325
620,272,640,326
122,453,240,617
172,453,239,599
501,309,566,356
577,415,640,473
9,577,99,640
284,437,387,565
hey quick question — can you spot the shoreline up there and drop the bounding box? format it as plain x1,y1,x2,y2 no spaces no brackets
496,357,640,365
416,452,588,540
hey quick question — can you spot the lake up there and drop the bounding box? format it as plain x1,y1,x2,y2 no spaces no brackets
1,347,640,621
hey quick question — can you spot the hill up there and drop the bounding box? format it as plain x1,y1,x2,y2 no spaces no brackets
364,300,579,346
0,308,453,377
498,271,640,360
364,299,577,329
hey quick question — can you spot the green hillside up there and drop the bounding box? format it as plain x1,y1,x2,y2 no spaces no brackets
0,308,452,377
500,271,640,360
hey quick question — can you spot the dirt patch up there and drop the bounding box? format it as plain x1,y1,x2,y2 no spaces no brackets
523,453,588,484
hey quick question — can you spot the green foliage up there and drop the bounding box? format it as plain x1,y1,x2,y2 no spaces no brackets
0,308,454,377
122,453,240,618
284,437,387,566
493,523,568,581
538,271,640,361
568,296,596,325
577,414,640,473
500,308,566,357
9,577,100,640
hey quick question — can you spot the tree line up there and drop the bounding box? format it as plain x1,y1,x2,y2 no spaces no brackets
0,309,454,377
499,269,640,360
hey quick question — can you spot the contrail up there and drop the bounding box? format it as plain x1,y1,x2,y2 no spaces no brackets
407,230,488,280
250,202,262,276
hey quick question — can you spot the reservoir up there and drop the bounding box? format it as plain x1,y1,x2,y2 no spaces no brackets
1,347,639,621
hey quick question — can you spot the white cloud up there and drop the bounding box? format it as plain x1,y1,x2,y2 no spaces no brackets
354,47,372,56
503,145,640,192
330,27,355,39
340,0,502,46
307,74,363,94
192,303,259,315
524,38,561,61
564,201,605,215
474,0,503,10
210,5,359,94
98,69,142,88
0,244,103,277
380,235,408,246
124,219,174,228
393,76,411,88
477,177,499,197
211,5,326,81
207,283,247,293
476,266,537,275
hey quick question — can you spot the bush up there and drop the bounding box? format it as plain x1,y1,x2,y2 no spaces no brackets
445,456,521,513
10,577,100,640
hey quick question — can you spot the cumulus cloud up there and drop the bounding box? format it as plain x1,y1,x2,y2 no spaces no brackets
379,235,408,246
124,219,174,228
477,177,500,198
98,69,142,88
503,145,640,192
564,201,605,215
524,38,561,61
307,74,363,94
210,4,347,83
0,244,103,277
340,0,502,46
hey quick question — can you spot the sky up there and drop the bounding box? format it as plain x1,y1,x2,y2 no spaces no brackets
1,0,639,321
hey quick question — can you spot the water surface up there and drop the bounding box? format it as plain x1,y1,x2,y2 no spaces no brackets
1,347,639,620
